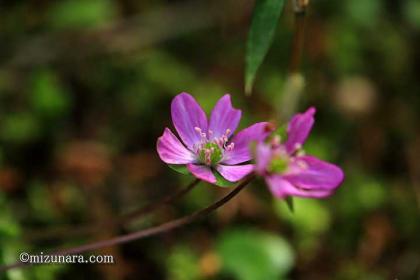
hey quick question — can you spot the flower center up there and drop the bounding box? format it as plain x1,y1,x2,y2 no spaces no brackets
268,157,289,173
198,142,223,165
194,127,235,166
267,139,290,174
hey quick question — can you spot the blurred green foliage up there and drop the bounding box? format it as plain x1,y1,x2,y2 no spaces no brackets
0,0,419,279
217,229,294,280
48,0,116,30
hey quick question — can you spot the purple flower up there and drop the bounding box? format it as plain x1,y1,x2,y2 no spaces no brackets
255,107,344,198
157,92,272,185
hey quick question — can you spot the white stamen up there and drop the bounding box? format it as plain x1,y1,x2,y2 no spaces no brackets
297,160,308,169
226,142,235,151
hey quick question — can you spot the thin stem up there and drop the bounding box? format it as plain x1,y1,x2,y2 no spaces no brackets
288,0,310,74
25,179,200,242
1,176,254,272
288,11,306,74
278,0,309,119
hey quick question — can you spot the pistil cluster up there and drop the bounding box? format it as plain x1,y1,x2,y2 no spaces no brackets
194,127,235,166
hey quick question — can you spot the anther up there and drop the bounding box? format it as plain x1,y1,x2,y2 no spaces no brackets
271,135,281,147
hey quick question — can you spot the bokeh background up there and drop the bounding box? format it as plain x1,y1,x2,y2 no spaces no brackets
1,0,419,279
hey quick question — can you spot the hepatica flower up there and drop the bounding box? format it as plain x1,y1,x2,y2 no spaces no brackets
255,107,344,198
157,93,272,186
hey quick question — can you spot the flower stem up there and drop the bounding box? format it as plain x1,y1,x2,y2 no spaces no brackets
288,3,307,74
278,0,309,119
1,176,254,272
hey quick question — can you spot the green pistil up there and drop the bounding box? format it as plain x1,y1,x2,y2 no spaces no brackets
268,157,289,174
199,142,223,166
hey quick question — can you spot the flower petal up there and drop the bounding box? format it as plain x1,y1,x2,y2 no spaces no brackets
255,142,272,175
209,94,241,139
171,92,208,150
283,155,344,191
285,107,316,154
266,175,334,199
222,122,273,165
157,128,196,164
187,164,216,184
216,164,254,182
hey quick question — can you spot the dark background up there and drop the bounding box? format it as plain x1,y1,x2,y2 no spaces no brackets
0,0,419,279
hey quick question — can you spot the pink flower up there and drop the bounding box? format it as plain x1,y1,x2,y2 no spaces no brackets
255,107,344,198
157,92,272,186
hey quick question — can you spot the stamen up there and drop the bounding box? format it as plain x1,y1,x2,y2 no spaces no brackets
297,160,308,169
271,135,281,147
226,142,235,151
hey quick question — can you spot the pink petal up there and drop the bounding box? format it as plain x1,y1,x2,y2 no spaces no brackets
222,122,274,165
209,94,241,139
285,107,316,154
283,155,344,191
216,164,254,182
157,128,196,164
255,142,272,175
171,93,208,150
266,175,335,199
187,164,216,184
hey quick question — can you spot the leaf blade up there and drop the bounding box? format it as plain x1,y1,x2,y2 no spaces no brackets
245,0,285,95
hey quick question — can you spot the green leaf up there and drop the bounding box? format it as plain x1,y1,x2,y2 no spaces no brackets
217,228,294,280
168,164,190,175
214,171,236,188
245,0,285,95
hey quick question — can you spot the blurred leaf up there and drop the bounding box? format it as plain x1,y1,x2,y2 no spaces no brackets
166,245,200,280
217,229,294,280
345,0,382,28
0,194,20,238
142,52,197,93
0,113,41,144
30,70,71,119
28,181,59,221
404,0,420,28
336,169,386,216
48,0,115,30
275,198,331,234
304,135,336,162
328,23,363,73
245,0,285,94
